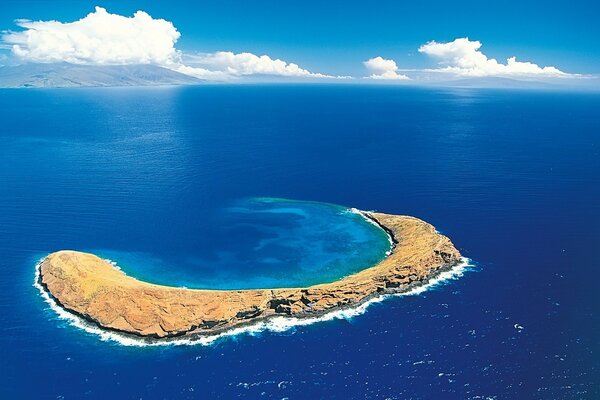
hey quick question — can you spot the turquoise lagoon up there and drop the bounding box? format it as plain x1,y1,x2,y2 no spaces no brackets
93,198,391,289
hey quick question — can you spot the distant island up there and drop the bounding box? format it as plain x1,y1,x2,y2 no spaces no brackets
37,211,461,339
2,63,595,90
0,63,202,88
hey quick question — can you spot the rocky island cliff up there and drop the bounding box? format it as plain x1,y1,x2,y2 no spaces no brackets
38,212,462,339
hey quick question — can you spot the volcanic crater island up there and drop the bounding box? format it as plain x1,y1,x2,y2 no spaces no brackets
38,210,462,339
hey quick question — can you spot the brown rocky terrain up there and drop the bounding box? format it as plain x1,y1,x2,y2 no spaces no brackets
38,212,461,338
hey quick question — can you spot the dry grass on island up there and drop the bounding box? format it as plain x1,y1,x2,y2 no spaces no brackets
38,212,461,338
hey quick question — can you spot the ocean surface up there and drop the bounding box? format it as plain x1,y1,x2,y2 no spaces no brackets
0,85,598,399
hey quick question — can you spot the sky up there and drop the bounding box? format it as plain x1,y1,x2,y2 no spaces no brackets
0,0,599,82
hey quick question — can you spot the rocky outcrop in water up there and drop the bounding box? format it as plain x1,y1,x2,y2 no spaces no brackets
38,212,461,338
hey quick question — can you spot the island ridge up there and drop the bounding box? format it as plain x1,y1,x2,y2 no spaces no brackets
38,211,462,339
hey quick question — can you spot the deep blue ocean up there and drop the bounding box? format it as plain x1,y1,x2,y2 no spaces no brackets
0,85,598,399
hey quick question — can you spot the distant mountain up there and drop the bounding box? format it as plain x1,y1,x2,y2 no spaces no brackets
0,63,202,88
432,76,562,89
417,76,600,91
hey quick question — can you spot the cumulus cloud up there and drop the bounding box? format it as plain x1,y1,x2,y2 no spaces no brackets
2,7,332,80
363,56,409,80
3,6,180,66
184,51,332,78
418,38,569,77
172,64,230,80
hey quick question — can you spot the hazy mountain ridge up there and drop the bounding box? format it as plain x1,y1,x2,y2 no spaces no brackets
0,63,202,88
1,63,597,89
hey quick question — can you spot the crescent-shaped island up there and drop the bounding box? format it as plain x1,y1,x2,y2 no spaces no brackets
37,211,462,339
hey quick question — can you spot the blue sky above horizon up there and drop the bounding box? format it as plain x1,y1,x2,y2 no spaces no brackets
1,0,599,82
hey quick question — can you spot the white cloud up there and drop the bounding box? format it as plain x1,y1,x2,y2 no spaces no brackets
418,38,570,77
3,7,181,66
184,51,332,78
173,64,230,80
363,56,410,80
2,7,332,80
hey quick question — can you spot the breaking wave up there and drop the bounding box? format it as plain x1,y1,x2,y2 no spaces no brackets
34,257,474,347
348,208,395,254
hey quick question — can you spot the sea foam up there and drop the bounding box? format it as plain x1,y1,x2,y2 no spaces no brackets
34,256,474,348
348,207,395,254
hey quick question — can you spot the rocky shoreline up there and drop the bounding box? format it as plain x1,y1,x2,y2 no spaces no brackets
38,211,462,339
